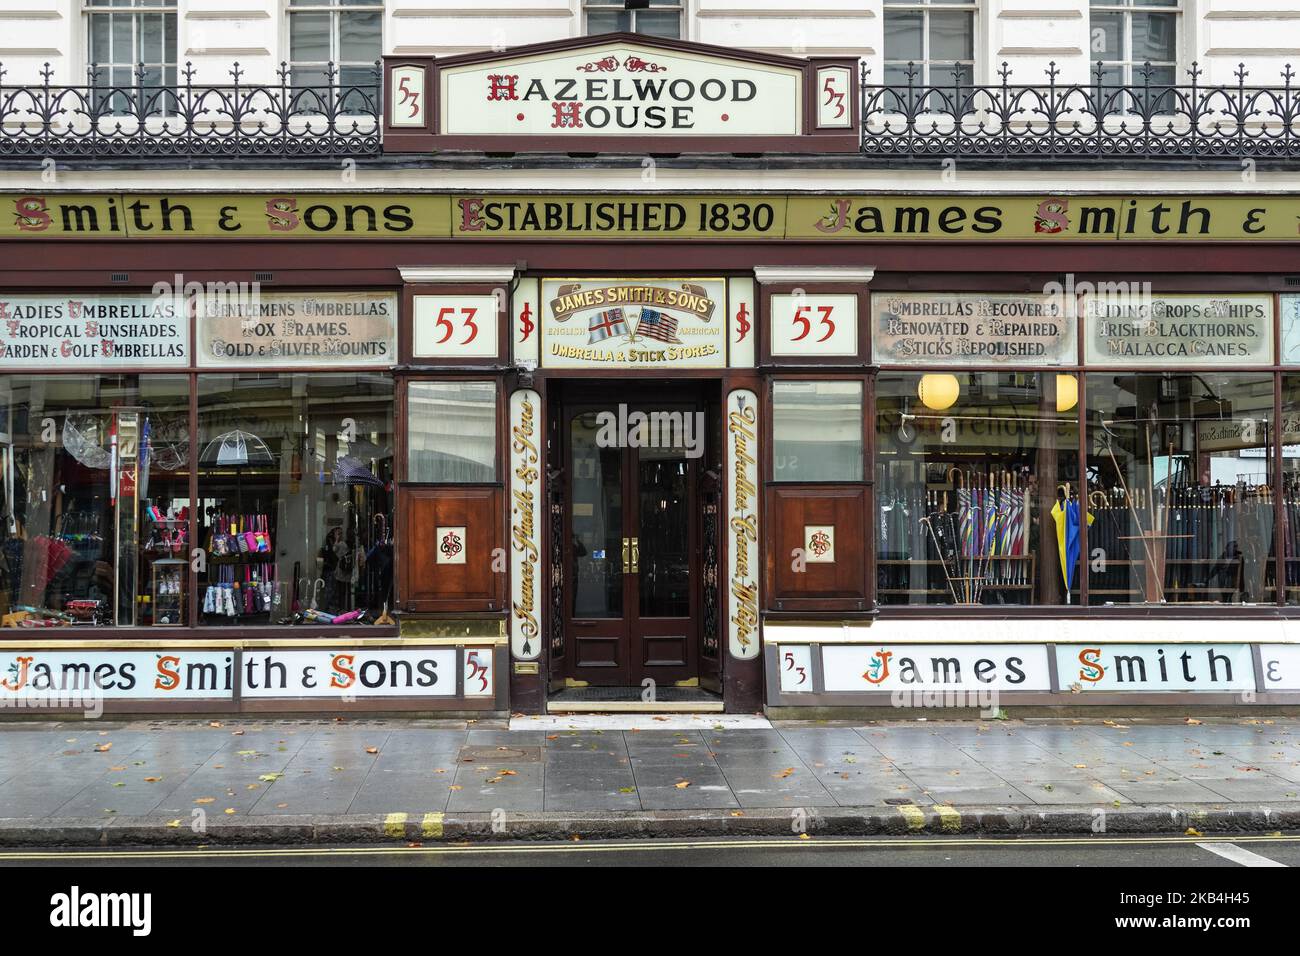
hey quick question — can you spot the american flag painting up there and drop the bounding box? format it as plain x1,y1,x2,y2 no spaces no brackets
586,308,630,345
636,308,681,344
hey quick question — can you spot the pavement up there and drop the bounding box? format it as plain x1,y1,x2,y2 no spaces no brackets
2,716,1299,845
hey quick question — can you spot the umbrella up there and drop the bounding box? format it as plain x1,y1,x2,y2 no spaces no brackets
62,414,112,470
331,455,385,489
200,429,274,467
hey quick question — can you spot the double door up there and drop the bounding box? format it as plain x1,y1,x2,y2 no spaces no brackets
564,402,699,686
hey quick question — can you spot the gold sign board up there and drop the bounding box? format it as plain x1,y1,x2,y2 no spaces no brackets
6,193,1300,241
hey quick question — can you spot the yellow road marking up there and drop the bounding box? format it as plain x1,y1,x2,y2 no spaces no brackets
383,813,407,838
898,805,926,831
935,805,961,832
421,812,443,839
0,834,1294,862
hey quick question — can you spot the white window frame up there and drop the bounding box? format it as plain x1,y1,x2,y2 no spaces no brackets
1089,0,1183,87
582,0,686,40
286,0,385,86
882,0,978,88
83,1,178,116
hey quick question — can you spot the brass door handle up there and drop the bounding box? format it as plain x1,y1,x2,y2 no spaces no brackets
630,537,640,574
622,537,630,572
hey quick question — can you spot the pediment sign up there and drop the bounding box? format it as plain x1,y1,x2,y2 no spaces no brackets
383,34,858,154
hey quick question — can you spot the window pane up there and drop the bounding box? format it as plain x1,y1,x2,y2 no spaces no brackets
1087,374,1274,606
1133,12,1177,62
340,11,382,62
884,11,924,62
407,381,496,483
930,11,974,61
1090,12,1123,63
196,373,395,625
773,381,863,482
586,11,630,34
636,11,681,38
90,14,111,66
290,11,331,64
0,375,190,628
876,372,1080,606
141,12,162,63
112,13,133,65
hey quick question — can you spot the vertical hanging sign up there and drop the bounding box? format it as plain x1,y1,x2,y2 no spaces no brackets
513,277,540,368
728,276,756,368
510,389,543,661
727,389,760,660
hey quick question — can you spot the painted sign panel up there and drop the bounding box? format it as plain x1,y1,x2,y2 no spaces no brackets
872,293,1076,366
769,293,858,357
439,42,802,137
390,65,427,128
1055,643,1254,692
816,66,853,128
14,194,1300,241
727,389,760,660
540,278,726,368
1260,644,1300,691
1082,293,1272,365
727,276,756,368
196,291,396,367
0,650,234,702
240,649,461,698
822,644,1052,692
412,294,500,359
779,645,813,693
513,276,541,368
510,389,544,661
0,294,187,367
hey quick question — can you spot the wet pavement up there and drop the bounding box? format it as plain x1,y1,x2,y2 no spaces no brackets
1,717,1298,818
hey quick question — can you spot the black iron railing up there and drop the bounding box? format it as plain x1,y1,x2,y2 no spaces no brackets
0,61,381,160
3,58,1300,163
862,61,1300,163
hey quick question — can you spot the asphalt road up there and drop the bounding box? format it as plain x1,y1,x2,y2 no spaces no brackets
4,834,1298,867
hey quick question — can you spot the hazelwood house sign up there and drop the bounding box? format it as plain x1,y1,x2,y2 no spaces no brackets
383,34,860,153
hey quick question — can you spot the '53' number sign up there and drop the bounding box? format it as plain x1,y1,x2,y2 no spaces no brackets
413,294,499,359
769,293,858,357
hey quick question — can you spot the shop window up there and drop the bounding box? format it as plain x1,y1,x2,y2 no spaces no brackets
288,0,383,111
406,381,497,483
1087,373,1274,606
584,0,683,39
0,375,189,627
883,0,976,100
876,372,1080,606
86,0,178,116
196,373,394,626
772,381,863,483
1089,0,1181,113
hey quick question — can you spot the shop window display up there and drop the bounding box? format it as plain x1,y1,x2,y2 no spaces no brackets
196,373,394,626
0,375,190,627
406,381,497,483
876,372,1081,605
1086,373,1276,605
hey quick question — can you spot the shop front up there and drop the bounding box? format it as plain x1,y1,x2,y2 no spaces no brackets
5,36,1300,715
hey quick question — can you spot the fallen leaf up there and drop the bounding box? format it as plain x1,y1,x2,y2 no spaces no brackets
165,820,182,828
109,765,126,772
94,743,112,752
730,811,744,817
500,769,518,776
258,773,283,782
231,730,245,736
776,767,795,779
1074,764,1088,769
1185,827,1202,836
365,747,379,754
799,833,811,840
208,721,222,728
675,780,691,789
407,842,423,848
1185,718,1203,726
618,787,635,794
276,803,288,809
450,785,462,791
224,808,237,815
143,777,161,783
195,797,215,804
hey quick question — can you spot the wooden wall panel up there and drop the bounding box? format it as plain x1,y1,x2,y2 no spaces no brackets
767,485,868,611
399,487,503,613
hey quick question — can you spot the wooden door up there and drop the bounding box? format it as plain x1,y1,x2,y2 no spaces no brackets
563,401,701,687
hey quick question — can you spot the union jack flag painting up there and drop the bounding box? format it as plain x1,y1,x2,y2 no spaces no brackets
636,308,681,344
587,308,630,345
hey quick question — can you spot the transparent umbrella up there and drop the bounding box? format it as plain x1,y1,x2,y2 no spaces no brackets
200,429,274,467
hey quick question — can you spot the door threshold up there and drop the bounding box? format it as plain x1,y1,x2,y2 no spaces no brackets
547,700,726,714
